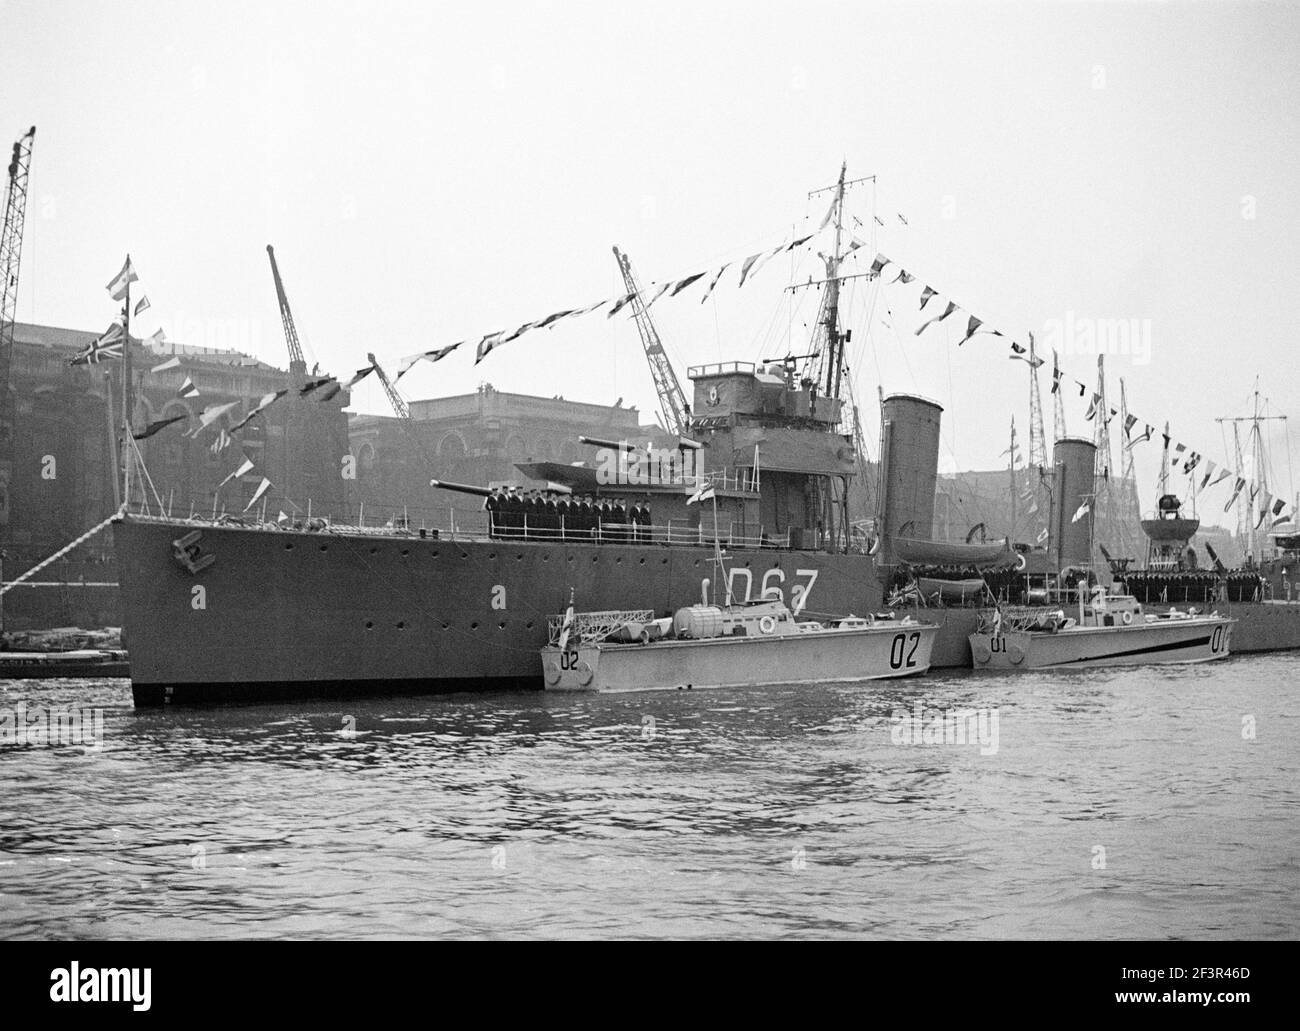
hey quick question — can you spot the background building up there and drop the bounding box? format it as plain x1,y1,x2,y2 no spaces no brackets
1,320,350,628
348,383,667,529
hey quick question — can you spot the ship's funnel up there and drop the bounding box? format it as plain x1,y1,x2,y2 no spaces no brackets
1048,437,1097,571
876,394,943,566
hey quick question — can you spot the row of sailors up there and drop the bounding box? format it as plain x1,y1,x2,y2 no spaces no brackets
483,490,653,540
1117,570,1266,604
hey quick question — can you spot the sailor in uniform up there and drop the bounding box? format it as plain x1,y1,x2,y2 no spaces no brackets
483,488,501,537
556,495,571,539
545,494,559,538
528,490,542,537
505,488,524,538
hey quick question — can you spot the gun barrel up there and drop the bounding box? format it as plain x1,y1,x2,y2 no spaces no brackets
429,479,495,498
579,434,700,452
577,435,635,451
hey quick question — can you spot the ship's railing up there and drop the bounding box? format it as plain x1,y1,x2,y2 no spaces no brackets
545,609,655,646
690,469,761,494
687,360,756,378
479,514,790,550
123,506,793,551
1117,580,1265,605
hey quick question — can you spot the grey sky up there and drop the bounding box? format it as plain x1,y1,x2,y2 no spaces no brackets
4,0,1297,516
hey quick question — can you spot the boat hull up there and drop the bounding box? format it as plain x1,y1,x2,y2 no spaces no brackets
541,622,938,692
113,516,890,705
1141,599,1300,654
969,616,1234,670
0,650,129,680
890,606,984,668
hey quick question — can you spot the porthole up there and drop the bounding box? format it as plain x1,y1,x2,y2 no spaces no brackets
470,621,479,629
364,620,374,629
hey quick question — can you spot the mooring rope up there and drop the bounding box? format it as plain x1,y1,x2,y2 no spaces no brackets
0,504,127,596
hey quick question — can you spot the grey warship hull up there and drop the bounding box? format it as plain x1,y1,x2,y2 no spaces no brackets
114,515,891,705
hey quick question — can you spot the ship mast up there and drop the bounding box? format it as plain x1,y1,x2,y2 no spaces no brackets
1231,420,1247,554
1251,388,1267,556
1052,348,1067,449
1027,334,1047,473
1216,379,1287,563
1092,355,1114,568
805,162,874,402
1158,420,1170,498
1025,333,1048,541
825,164,846,399
1119,378,1140,516
800,162,874,551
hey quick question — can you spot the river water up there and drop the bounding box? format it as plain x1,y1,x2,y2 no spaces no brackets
1,655,1296,940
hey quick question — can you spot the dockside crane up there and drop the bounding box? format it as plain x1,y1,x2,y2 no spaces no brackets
612,245,690,437
368,352,410,420
368,350,441,508
0,126,36,536
266,244,308,377
264,244,318,510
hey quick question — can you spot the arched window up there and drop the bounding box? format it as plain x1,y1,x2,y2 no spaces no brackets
438,433,467,462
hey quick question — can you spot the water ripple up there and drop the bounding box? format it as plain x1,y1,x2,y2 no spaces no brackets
1,654,1295,939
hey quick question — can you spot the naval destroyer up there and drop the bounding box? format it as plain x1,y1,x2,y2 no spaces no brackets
114,166,925,705
108,168,1300,705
